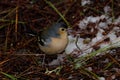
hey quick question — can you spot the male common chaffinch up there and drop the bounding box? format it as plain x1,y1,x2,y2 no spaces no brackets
37,22,68,55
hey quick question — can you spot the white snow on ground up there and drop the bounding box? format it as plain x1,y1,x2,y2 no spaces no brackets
65,0,120,57
104,5,111,14
65,15,120,55
81,0,91,6
114,16,120,24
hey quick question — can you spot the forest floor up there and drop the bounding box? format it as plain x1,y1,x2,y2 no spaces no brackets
0,0,120,80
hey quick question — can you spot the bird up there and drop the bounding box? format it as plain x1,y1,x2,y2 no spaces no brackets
37,22,68,55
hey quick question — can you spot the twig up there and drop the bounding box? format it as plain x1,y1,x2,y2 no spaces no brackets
75,35,83,54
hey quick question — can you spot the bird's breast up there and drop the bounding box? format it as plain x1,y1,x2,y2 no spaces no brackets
39,34,68,55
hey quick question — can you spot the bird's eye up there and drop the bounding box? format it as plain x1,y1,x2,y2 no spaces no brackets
61,28,65,31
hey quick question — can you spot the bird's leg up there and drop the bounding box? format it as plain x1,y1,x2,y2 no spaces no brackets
41,53,46,67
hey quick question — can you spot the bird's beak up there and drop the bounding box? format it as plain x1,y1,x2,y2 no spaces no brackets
67,28,72,35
